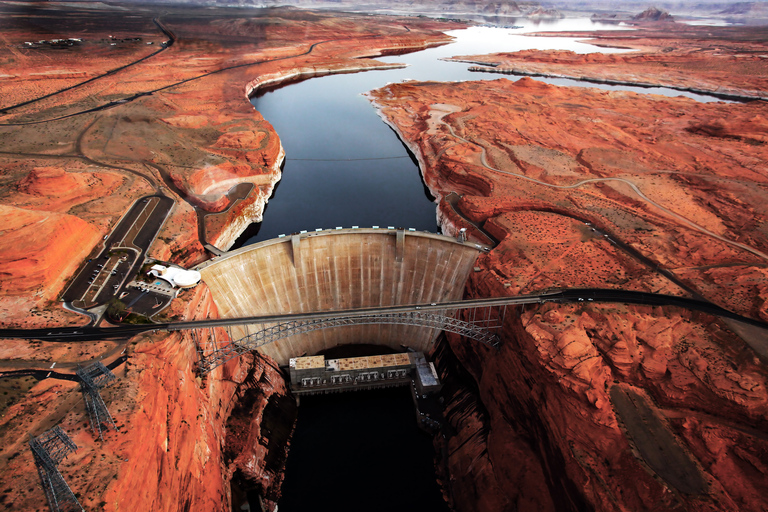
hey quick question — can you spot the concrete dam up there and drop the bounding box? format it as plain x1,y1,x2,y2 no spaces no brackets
198,228,489,365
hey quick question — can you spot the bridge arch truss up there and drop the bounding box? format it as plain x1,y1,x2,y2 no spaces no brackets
194,309,503,374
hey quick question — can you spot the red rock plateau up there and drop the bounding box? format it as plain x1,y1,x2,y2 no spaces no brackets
0,3,464,512
0,2,463,325
451,22,768,100
369,31,768,510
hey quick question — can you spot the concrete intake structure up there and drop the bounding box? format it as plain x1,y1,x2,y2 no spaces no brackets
197,228,489,365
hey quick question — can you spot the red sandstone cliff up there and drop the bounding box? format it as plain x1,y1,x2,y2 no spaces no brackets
97,286,294,512
369,70,768,511
0,283,294,512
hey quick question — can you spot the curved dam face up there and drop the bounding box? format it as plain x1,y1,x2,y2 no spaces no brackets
198,228,488,365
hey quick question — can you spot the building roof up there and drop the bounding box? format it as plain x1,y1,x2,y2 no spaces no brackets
150,264,201,287
291,353,416,372
290,355,325,370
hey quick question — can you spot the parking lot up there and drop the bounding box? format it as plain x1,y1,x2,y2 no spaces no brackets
61,194,174,314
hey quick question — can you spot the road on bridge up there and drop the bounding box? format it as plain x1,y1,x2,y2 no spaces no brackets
3,290,767,350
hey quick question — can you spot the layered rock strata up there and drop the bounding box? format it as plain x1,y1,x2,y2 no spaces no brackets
0,3,464,323
369,72,768,511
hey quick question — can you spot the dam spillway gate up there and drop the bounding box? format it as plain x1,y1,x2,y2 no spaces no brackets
194,228,494,371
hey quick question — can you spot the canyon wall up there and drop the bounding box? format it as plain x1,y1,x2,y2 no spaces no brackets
369,72,768,511
439,285,768,512
0,284,294,512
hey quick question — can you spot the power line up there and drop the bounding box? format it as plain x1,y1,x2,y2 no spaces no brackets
288,156,411,162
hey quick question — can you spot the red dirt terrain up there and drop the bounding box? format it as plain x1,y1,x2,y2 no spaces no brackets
0,3,463,512
369,28,768,510
451,22,768,100
0,284,293,512
0,2,462,326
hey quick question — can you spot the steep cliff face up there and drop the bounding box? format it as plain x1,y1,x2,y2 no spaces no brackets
96,284,293,512
432,336,556,512
204,144,286,251
0,283,293,512
368,58,768,512
225,368,297,511
440,277,768,512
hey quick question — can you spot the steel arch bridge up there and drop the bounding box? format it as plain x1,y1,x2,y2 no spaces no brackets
194,310,501,374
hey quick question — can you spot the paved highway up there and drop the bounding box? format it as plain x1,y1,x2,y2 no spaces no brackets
3,289,766,343
0,17,175,115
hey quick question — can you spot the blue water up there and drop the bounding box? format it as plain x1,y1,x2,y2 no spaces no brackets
241,19,725,246
247,17,733,512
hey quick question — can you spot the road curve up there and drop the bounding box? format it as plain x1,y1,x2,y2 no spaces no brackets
1,288,765,343
436,110,768,261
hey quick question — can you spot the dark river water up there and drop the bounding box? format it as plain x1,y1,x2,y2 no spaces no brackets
240,19,722,246
278,387,447,512
240,18,728,511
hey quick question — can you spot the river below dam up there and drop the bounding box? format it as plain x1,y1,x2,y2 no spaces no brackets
237,16,730,512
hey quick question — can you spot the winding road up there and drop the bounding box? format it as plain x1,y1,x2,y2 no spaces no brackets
0,17,176,115
434,108,768,261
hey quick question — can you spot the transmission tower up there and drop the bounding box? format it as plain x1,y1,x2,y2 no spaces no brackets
29,425,84,512
76,361,118,440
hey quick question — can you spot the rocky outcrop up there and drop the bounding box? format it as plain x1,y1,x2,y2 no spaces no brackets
17,167,125,210
527,6,563,19
0,283,293,512
632,7,673,21
369,60,768,511
203,144,285,251
100,286,294,512
0,205,101,308
439,291,768,512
